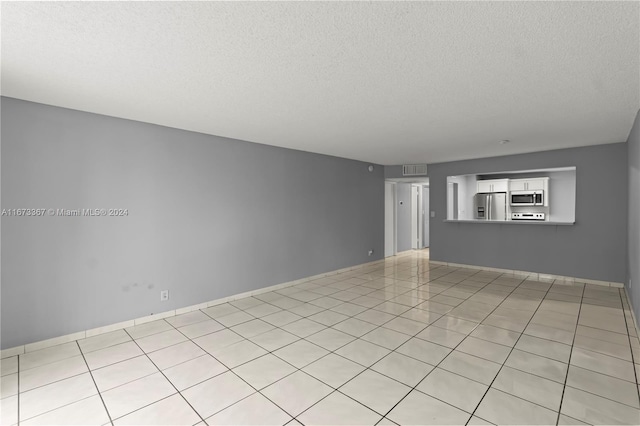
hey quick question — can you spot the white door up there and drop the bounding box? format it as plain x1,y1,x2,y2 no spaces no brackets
411,185,423,249
384,182,396,257
423,186,430,247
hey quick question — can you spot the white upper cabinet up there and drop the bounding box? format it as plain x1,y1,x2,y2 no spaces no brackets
509,180,527,191
491,179,509,193
509,178,548,192
477,180,492,193
526,179,546,191
477,179,509,193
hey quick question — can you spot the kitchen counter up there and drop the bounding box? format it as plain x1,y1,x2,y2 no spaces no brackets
444,220,574,225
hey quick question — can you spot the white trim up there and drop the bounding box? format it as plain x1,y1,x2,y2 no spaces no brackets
428,260,623,288
622,287,640,337
175,302,208,316
384,181,397,257
0,346,24,359
133,309,177,326
23,331,86,353
1,255,625,359
1,258,385,359
86,320,136,339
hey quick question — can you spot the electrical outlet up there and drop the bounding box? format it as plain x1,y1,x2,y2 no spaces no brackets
368,249,374,256
160,290,169,301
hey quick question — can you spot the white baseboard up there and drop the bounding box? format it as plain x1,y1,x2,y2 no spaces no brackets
622,287,640,337
429,259,623,288
1,254,626,359
1,257,386,359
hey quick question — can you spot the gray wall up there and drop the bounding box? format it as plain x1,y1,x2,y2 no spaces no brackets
429,143,628,283
628,110,640,321
396,183,411,252
384,165,404,179
1,97,384,349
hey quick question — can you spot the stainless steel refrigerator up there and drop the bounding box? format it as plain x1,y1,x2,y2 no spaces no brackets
474,193,507,221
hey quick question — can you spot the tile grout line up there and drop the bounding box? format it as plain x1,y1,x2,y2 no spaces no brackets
191,256,469,423
16,394,102,425
270,273,450,422
102,258,505,423
284,258,472,424
618,288,640,405
557,291,640,414
170,318,304,422
554,278,586,425
466,275,556,424
14,346,114,425
292,264,527,424
16,345,150,399
0,270,501,381
438,278,553,424
22,262,416,404
17,348,20,426
377,277,520,424
14,253,631,425
0,254,405,361
295,273,640,419
64,342,113,425
349,260,635,423
146,308,336,423
292,314,447,419
497,287,636,417
162,295,367,422
8,254,437,424
192,270,429,422
73,279,355,406
120,327,208,425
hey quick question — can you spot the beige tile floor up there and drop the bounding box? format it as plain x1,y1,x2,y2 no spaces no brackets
2,250,640,425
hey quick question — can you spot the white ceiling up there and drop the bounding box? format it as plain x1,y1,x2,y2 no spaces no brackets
2,1,639,165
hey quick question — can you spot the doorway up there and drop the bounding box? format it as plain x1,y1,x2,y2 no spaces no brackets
411,185,422,249
384,182,397,257
423,186,430,248
385,179,429,257
411,184,430,249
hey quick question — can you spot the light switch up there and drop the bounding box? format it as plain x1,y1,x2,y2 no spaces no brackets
430,211,435,218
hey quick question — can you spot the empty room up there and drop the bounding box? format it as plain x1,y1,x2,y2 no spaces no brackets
2,1,640,425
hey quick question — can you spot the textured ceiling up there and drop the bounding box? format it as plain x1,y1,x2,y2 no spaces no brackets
2,1,639,165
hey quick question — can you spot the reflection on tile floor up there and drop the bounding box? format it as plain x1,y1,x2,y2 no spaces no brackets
2,250,640,425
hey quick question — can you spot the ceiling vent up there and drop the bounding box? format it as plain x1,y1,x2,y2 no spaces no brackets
402,164,428,176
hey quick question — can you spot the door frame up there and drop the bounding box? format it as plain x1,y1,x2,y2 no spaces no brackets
411,184,423,249
422,186,430,248
384,181,397,257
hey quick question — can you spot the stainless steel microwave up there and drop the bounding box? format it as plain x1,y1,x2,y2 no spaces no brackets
510,190,544,206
